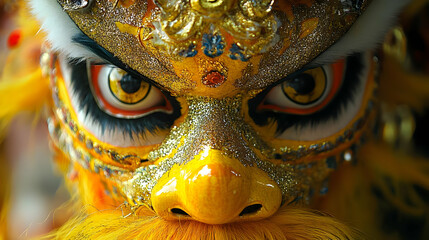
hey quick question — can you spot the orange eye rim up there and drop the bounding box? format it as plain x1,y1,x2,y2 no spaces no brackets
89,64,173,118
258,60,345,115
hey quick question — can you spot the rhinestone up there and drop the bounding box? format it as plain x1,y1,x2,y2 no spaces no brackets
202,71,226,87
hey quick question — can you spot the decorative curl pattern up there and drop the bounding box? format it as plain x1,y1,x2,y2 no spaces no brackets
151,0,278,60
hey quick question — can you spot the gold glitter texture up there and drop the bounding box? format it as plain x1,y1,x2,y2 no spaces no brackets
50,74,376,207
60,0,370,95
46,0,378,208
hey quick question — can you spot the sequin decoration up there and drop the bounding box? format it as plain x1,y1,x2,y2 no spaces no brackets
51,87,149,167
50,80,374,206
45,44,376,208
178,44,198,58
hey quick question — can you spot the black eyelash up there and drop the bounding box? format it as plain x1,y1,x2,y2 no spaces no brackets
72,33,164,87
69,60,181,139
248,53,365,134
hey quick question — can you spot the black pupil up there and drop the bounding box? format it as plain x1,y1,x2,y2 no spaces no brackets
120,74,142,94
286,73,315,95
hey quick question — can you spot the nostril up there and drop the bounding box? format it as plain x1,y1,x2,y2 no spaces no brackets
170,208,190,217
239,204,263,216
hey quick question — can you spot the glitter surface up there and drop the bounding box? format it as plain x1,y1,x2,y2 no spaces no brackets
60,0,371,94
45,0,379,208
50,73,376,206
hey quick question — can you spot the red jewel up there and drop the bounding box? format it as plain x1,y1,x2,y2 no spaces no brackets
7,29,22,48
202,71,226,87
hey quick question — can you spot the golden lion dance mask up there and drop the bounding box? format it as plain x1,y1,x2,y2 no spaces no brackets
5,0,429,239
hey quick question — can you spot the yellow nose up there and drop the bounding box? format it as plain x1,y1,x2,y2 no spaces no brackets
151,149,282,224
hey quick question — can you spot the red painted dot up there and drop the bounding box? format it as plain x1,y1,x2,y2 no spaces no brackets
202,71,226,87
7,29,22,48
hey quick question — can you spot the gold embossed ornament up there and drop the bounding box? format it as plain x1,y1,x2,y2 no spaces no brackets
59,0,370,95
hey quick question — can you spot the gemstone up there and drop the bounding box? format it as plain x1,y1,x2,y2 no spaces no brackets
86,139,93,149
202,71,226,87
94,144,103,154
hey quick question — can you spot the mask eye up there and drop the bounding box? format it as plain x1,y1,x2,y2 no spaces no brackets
108,67,150,104
249,54,372,141
90,64,172,118
260,60,345,115
59,59,181,147
282,68,326,105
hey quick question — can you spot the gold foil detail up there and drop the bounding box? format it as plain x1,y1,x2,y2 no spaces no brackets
61,0,370,93
190,0,235,18
147,0,277,57
299,17,319,39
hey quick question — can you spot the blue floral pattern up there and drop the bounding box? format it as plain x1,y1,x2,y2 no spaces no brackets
178,34,250,62
229,43,249,62
179,44,198,57
202,33,225,58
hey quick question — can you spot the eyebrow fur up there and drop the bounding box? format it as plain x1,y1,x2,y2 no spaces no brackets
308,0,411,67
30,0,99,60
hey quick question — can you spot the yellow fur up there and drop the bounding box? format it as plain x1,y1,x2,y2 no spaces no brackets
42,150,363,240
379,53,429,112
41,206,362,240
320,140,429,239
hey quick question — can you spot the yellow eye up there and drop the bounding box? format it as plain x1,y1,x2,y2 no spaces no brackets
261,60,345,115
108,68,151,104
90,64,169,119
281,67,326,105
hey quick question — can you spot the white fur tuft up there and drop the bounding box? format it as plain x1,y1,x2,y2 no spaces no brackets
29,0,99,60
309,0,411,67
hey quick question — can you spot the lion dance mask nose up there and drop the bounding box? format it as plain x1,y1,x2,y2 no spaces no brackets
152,149,282,224
133,96,285,224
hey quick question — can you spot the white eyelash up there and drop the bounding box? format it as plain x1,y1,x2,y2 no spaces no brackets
29,0,99,61
308,0,410,67
75,109,166,147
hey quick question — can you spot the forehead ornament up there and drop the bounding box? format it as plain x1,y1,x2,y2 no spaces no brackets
143,0,277,60
202,71,226,87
